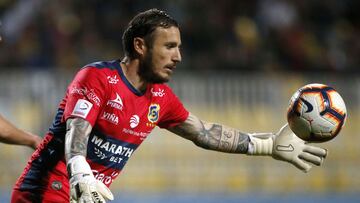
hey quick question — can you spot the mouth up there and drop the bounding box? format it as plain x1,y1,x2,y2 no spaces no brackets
165,64,176,72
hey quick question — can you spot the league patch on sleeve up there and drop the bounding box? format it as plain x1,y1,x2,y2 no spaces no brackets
71,99,93,118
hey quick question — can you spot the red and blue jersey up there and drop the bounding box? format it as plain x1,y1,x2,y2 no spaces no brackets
12,60,189,202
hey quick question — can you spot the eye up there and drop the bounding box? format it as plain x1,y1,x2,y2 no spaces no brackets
165,42,177,49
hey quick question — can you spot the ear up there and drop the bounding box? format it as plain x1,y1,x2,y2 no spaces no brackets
133,37,147,57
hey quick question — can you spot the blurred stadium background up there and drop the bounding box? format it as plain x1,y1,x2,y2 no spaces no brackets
0,0,359,202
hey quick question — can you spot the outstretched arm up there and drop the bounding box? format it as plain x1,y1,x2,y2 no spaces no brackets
0,114,42,149
168,113,327,172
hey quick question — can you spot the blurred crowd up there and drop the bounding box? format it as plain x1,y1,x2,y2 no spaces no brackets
0,0,359,72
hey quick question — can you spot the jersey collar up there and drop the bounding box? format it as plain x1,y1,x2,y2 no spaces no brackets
115,60,146,96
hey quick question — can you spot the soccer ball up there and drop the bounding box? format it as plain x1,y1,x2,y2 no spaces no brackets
287,83,347,142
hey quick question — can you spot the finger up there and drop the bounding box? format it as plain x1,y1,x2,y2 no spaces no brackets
304,145,327,158
292,157,312,173
299,152,323,166
96,180,114,201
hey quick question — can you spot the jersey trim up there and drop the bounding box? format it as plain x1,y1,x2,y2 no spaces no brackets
48,108,66,135
84,60,145,96
83,60,119,70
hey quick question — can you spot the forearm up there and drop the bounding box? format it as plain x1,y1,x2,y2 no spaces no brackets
0,116,39,148
0,128,34,145
192,122,251,153
64,118,92,162
170,113,253,154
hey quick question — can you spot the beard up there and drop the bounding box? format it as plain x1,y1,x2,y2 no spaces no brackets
138,51,169,84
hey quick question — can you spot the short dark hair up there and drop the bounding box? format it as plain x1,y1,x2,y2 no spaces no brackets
122,8,179,59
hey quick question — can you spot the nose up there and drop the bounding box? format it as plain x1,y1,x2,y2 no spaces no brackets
173,48,182,63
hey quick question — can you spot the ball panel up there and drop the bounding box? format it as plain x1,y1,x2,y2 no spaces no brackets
287,112,312,141
328,91,347,116
322,112,342,126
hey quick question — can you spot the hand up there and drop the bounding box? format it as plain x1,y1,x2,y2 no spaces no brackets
272,124,327,172
247,124,328,172
68,156,114,203
27,132,42,149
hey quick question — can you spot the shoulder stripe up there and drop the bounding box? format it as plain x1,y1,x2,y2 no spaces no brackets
82,60,120,70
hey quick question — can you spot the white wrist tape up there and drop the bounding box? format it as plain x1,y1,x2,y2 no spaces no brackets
247,133,273,155
67,155,92,177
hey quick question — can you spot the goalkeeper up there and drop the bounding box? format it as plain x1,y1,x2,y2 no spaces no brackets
11,9,327,203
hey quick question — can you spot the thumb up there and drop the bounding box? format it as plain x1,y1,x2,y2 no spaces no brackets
276,123,293,138
96,180,114,201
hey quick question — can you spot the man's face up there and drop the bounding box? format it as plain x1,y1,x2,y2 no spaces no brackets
139,26,182,83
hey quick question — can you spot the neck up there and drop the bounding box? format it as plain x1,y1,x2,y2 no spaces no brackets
120,57,148,92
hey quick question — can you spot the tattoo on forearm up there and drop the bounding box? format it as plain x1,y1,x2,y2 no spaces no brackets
170,114,250,154
196,122,249,153
234,132,250,153
65,118,92,161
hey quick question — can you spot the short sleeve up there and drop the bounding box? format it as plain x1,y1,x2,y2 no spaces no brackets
157,88,189,129
63,67,108,126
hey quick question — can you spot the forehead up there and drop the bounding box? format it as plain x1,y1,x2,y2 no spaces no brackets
151,26,181,44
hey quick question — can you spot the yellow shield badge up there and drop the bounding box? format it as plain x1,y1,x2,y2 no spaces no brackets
147,103,160,125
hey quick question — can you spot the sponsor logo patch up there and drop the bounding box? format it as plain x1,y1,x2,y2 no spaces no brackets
122,128,150,140
101,112,119,125
92,170,119,186
130,115,140,128
69,87,101,106
51,181,62,191
88,134,138,170
71,99,93,118
107,93,123,110
151,88,165,97
107,75,119,84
